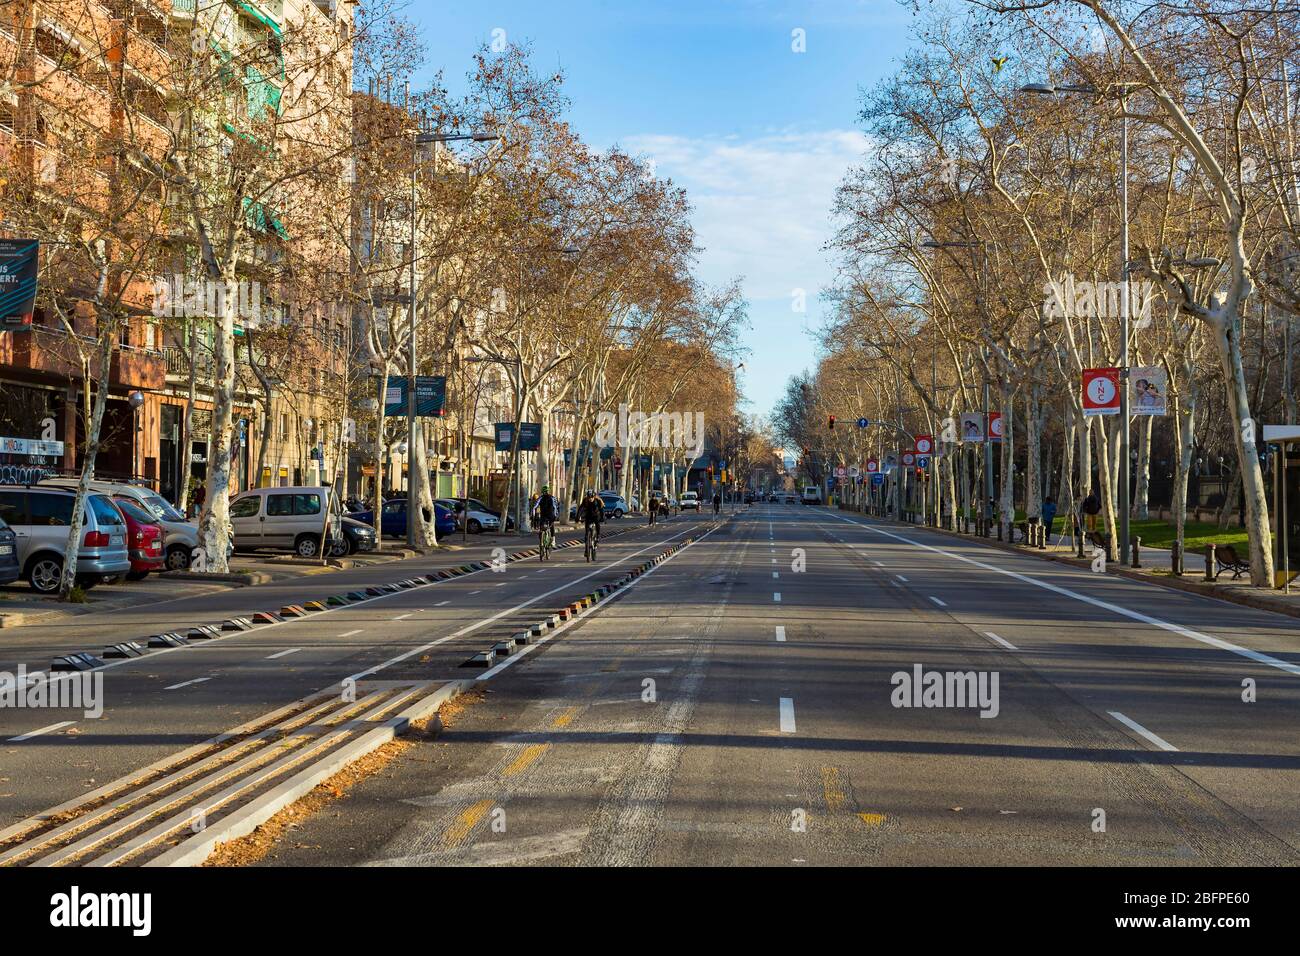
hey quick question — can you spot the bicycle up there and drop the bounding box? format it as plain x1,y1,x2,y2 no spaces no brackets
584,523,600,562
537,520,555,561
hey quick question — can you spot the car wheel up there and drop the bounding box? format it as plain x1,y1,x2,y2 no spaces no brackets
327,537,349,558
100,575,121,586
615,508,625,519
466,519,481,534
126,570,149,582
295,534,321,558
28,556,62,594
165,545,191,571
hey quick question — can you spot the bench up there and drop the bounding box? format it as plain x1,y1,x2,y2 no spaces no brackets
1213,543,1251,580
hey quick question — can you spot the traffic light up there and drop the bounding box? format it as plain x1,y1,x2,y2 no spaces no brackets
828,415,836,429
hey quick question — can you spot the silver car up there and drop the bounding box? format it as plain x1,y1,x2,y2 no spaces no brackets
0,487,132,593
44,478,231,571
229,486,343,557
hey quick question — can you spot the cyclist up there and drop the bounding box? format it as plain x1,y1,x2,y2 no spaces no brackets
577,490,603,561
712,492,722,515
532,485,559,559
648,492,658,526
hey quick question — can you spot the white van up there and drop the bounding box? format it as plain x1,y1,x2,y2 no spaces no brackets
229,486,343,557
800,485,822,505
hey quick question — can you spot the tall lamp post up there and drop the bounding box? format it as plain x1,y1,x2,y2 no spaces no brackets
1022,80,1140,560
404,82,499,547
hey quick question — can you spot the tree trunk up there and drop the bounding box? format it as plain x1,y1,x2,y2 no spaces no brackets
1134,415,1152,520
60,324,116,597
197,268,237,573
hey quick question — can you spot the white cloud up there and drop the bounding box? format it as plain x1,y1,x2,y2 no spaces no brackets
621,129,867,303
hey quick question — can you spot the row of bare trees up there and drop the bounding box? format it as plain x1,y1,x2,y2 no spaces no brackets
777,0,1300,588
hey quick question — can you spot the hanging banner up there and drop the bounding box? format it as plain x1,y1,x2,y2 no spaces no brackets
0,239,39,332
988,411,1004,442
1131,366,1167,416
1082,367,1121,417
960,412,985,443
384,375,447,417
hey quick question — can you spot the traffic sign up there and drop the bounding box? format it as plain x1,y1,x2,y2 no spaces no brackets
902,452,915,466
871,473,884,486
1082,367,1121,416
835,466,846,478
917,456,930,469
914,434,933,455
856,417,869,428
866,458,879,473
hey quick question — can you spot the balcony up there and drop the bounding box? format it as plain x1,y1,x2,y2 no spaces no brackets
111,343,165,389
0,326,87,381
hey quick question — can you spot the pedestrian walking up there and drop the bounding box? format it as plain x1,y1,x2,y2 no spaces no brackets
1041,496,1057,536
1081,490,1101,533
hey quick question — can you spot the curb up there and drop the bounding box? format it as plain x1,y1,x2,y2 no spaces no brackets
843,510,1300,623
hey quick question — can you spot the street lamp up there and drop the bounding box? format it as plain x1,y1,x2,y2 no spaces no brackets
1022,79,1142,562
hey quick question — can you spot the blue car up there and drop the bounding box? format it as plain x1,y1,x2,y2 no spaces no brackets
347,498,456,539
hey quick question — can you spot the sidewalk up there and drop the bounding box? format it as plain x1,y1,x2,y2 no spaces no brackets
850,509,1300,621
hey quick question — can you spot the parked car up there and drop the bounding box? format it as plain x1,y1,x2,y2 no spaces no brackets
0,516,21,586
348,498,456,540
44,478,231,571
597,492,628,518
0,486,132,593
680,491,700,511
331,516,379,556
228,486,343,557
784,493,796,504
435,498,501,534
110,496,165,580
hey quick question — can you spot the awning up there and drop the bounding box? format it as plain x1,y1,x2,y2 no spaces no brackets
235,1,282,36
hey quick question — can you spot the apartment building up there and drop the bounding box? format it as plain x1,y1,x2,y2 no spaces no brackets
0,0,354,503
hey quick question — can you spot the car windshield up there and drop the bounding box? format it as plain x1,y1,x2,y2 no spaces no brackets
114,497,158,525
142,493,186,522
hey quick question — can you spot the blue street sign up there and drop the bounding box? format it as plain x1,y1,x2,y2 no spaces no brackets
871,473,885,486
917,456,930,469
857,417,869,428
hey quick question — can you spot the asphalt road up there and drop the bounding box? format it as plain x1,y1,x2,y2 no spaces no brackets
0,513,713,823
243,503,1300,866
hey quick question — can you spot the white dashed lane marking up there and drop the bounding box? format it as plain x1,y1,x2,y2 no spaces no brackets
779,698,796,733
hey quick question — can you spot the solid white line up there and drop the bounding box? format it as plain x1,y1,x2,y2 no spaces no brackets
8,720,75,742
435,600,450,606
393,613,412,620
896,574,908,582
164,677,211,691
773,592,782,603
779,697,796,733
828,513,1300,678
267,648,302,660
983,631,1018,651
468,591,481,596
1108,711,1178,751
339,629,364,638
775,625,786,643
929,596,947,607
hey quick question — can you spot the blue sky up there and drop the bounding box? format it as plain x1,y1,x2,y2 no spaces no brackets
408,1,918,418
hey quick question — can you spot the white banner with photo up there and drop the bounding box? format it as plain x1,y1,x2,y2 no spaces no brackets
1131,366,1167,416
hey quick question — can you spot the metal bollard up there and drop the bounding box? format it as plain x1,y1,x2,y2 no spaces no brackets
1171,540,1182,576
1074,521,1085,559
1204,543,1216,581
1038,524,1048,550
1131,536,1141,569
996,521,1003,541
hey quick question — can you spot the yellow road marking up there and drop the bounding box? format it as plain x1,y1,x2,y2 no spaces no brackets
857,812,886,828
821,766,846,811
503,743,551,777
550,706,582,729
442,798,493,844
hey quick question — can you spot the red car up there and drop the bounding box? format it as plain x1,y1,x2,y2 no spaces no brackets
113,496,164,580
